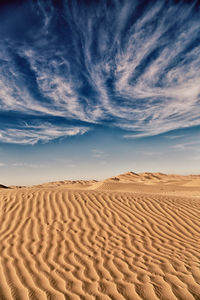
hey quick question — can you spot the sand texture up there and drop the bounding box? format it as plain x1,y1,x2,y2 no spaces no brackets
0,172,200,299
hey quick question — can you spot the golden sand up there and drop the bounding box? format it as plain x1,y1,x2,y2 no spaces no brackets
0,172,200,299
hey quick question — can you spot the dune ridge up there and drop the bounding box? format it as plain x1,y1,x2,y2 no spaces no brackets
0,184,9,189
0,172,200,299
106,171,200,185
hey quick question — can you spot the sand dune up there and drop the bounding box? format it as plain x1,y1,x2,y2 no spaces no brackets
34,180,98,190
0,172,200,299
107,171,200,186
0,184,9,189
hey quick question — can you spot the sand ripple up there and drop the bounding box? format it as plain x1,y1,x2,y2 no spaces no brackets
0,187,200,299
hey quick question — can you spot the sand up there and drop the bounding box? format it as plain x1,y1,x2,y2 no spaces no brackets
0,172,200,299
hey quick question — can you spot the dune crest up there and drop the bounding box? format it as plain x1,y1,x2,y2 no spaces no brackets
0,173,200,299
107,171,200,185
0,184,9,189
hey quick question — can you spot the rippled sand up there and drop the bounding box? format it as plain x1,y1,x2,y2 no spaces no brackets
0,173,200,299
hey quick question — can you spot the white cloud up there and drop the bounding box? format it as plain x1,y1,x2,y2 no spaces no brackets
139,151,163,156
0,0,200,142
0,123,88,145
91,149,108,158
12,163,42,168
172,140,200,151
113,3,200,136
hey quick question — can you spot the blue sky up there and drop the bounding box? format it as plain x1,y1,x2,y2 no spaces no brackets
0,0,200,185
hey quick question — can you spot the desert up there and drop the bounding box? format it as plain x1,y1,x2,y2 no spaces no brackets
0,172,200,299
1,0,200,299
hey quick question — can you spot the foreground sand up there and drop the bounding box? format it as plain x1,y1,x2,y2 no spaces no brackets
0,172,200,299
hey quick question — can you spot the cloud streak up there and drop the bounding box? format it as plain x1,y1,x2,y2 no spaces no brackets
0,123,88,145
91,149,108,159
0,0,200,143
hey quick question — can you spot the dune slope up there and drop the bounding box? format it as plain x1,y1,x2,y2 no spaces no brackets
0,177,200,299
0,184,9,189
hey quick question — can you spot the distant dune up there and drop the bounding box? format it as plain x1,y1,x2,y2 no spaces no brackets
0,184,9,189
33,171,200,190
107,171,200,185
0,172,200,299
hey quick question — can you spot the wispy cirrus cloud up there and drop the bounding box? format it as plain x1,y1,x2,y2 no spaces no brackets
91,149,108,159
0,0,200,143
12,162,43,168
0,123,88,145
172,140,200,151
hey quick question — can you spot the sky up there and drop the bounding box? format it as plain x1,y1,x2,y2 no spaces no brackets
0,0,200,185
